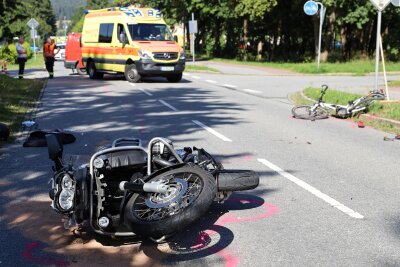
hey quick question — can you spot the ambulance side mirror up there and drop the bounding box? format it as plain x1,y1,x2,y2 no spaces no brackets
120,32,128,44
174,35,178,43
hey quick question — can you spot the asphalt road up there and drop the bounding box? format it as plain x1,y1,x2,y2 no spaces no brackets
1,62,400,267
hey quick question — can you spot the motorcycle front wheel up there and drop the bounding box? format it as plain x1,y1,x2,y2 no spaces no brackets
124,165,216,238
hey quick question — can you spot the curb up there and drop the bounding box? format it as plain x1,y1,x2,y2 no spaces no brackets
359,114,400,128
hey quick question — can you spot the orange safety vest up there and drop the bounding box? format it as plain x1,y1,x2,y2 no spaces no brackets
43,43,56,58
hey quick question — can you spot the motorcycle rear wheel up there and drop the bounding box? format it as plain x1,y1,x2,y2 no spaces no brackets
124,165,216,238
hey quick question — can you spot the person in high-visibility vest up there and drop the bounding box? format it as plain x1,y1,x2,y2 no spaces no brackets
43,37,60,79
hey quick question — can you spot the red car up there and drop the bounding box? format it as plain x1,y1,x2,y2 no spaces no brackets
64,32,86,75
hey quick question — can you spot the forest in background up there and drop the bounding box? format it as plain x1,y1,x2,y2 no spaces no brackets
50,0,86,19
2,0,400,63
0,0,56,42
111,0,400,62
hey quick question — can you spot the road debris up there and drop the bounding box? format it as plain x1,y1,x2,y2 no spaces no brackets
383,135,400,141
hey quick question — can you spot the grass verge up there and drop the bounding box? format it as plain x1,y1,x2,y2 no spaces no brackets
212,58,400,75
0,74,45,141
388,80,400,87
303,87,400,121
297,87,400,134
6,55,45,71
185,64,221,73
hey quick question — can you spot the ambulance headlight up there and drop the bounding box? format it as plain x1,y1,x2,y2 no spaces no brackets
139,50,152,59
180,52,185,60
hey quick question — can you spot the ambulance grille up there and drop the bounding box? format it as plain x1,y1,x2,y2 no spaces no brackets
153,52,179,60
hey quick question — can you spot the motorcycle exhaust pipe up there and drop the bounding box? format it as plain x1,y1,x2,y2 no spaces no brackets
216,170,259,191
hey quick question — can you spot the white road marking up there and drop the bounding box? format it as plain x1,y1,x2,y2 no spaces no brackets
129,84,153,96
139,88,153,96
192,120,232,142
206,80,218,84
223,84,238,89
191,75,201,79
159,100,179,111
257,158,365,219
183,73,189,76
244,89,261,94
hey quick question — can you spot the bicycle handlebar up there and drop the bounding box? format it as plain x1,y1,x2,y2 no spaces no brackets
317,85,329,102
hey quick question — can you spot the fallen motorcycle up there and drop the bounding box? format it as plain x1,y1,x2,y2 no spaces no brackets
46,135,259,241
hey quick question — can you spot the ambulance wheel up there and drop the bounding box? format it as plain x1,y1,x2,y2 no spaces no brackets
125,63,141,83
166,73,182,83
88,61,103,79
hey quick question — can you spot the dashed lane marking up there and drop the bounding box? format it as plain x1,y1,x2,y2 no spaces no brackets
129,83,153,96
244,89,261,94
223,84,238,89
206,80,218,84
192,120,232,142
158,100,179,111
191,75,201,79
257,158,364,219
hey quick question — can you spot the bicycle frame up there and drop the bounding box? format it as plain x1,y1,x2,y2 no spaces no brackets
310,85,384,118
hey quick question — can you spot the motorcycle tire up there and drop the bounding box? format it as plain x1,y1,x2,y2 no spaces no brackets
124,165,216,238
216,170,259,191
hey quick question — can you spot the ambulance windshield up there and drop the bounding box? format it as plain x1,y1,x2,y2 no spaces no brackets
128,23,174,41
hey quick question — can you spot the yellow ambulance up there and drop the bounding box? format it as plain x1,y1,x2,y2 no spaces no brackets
81,6,185,83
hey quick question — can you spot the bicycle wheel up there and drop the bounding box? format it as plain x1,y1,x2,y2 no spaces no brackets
292,105,329,120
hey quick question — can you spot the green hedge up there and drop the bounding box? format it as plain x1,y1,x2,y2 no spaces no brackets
0,42,32,63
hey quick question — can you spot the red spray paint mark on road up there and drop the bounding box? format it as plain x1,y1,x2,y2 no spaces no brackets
243,155,253,161
190,198,278,267
23,242,70,267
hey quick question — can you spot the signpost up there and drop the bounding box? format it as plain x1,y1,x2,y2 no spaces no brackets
27,18,39,61
369,0,391,99
304,1,326,70
188,13,198,63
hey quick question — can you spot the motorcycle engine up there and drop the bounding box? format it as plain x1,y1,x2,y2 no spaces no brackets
91,149,147,231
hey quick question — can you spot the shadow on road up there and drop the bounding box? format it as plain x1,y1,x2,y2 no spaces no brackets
0,72,277,266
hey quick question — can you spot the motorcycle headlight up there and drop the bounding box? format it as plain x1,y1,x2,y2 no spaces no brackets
93,157,104,169
138,50,152,59
61,174,74,190
58,188,75,211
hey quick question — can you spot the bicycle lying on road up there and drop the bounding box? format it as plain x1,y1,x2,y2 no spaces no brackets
292,85,386,120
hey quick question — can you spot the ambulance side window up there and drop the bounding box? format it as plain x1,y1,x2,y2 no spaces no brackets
99,23,114,43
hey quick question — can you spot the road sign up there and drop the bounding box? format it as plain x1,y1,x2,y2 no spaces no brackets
304,1,319,16
370,0,391,11
27,18,39,61
391,0,400,6
189,20,198,34
27,18,39,29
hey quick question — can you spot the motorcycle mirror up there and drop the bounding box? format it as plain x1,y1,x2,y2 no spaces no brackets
46,134,63,161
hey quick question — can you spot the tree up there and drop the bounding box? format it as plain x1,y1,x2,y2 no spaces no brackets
68,0,110,33
0,0,56,42
87,0,110,10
